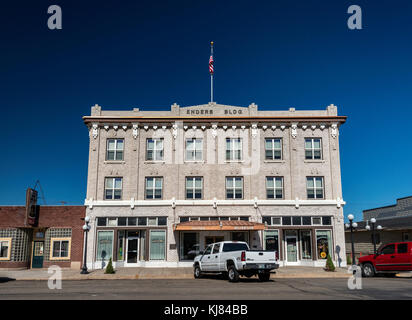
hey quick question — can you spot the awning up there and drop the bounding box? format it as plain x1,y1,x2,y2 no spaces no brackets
173,220,266,231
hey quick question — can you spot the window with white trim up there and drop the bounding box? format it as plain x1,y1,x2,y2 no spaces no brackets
145,177,163,199
186,177,203,199
146,138,164,161
106,139,124,161
50,238,71,260
226,177,243,199
226,138,242,161
0,238,11,260
306,177,324,199
185,138,203,161
104,177,122,200
266,177,283,199
305,138,322,160
265,138,282,160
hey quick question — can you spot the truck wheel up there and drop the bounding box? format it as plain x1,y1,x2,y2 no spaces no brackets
228,266,240,282
194,265,202,279
258,272,271,282
361,263,375,277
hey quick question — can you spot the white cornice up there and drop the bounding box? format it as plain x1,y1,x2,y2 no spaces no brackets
84,198,346,209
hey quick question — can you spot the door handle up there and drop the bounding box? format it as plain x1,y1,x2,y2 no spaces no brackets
208,256,210,259
215,255,218,258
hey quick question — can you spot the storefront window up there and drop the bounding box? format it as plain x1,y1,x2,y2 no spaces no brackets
300,230,312,259
264,230,279,254
181,232,199,260
96,231,113,261
316,230,332,260
150,230,166,260
117,230,125,261
231,232,249,243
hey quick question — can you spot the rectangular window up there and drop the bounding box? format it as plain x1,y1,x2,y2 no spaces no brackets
117,230,125,261
282,216,292,225
306,177,324,199
226,177,243,199
138,217,147,226
305,138,322,160
292,216,302,226
398,243,408,254
226,138,242,161
97,217,107,226
104,177,122,200
272,217,281,225
266,177,283,199
180,217,189,222
148,217,157,226
264,230,279,255
262,216,271,225
265,138,282,160
146,138,164,161
50,237,71,260
186,177,203,199
106,139,124,161
302,216,312,225
118,217,127,226
312,217,322,225
145,177,163,199
186,138,203,161
96,231,114,261
128,217,137,226
300,230,312,260
316,230,332,260
158,217,167,226
150,230,166,260
322,216,332,225
0,238,12,261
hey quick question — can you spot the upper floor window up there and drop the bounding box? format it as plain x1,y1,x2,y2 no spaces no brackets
104,177,122,200
226,138,242,161
146,138,164,161
305,138,322,160
226,177,243,199
106,139,124,161
306,177,324,199
145,177,163,199
186,177,203,199
266,177,284,199
265,138,282,160
186,138,203,161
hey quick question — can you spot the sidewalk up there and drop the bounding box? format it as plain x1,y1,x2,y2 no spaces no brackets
0,266,353,281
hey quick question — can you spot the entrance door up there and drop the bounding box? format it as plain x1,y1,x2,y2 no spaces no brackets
32,241,44,268
126,237,139,264
205,236,224,246
285,236,298,264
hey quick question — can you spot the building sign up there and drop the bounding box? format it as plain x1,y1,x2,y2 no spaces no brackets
25,188,38,226
185,108,245,116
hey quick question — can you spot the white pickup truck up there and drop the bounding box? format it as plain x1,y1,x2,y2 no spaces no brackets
193,241,279,282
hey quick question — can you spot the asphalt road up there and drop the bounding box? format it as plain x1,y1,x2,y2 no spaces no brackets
1,276,412,300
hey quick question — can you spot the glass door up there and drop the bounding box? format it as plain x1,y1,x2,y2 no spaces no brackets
284,230,298,264
126,232,139,264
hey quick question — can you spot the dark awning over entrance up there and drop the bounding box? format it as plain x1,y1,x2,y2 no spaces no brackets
173,220,266,231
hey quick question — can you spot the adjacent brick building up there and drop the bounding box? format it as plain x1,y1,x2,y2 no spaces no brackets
0,205,85,269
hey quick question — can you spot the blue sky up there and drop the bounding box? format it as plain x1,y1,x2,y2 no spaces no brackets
1,1,411,222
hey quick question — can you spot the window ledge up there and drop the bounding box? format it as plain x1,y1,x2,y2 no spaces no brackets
144,161,165,164
184,161,205,164
304,160,325,163
264,160,285,163
224,160,244,163
104,161,126,164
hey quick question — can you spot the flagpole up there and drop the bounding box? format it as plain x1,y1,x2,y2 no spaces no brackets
210,41,214,103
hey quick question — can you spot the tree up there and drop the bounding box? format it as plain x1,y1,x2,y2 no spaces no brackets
105,257,115,274
325,254,336,272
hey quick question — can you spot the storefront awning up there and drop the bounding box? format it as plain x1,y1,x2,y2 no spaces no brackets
173,220,266,231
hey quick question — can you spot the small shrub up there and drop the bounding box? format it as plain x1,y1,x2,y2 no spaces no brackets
105,258,115,274
325,254,336,272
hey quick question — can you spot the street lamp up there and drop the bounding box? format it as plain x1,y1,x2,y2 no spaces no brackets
81,216,91,274
346,214,357,266
366,218,382,255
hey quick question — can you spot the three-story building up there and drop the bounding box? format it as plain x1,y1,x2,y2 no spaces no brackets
83,102,347,268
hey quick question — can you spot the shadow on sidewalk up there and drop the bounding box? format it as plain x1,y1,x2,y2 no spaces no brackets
0,277,16,283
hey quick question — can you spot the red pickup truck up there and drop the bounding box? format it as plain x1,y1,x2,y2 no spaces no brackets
359,241,412,277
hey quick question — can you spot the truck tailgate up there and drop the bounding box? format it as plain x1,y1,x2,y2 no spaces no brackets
245,251,277,263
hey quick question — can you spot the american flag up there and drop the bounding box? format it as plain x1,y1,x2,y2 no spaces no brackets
209,54,214,74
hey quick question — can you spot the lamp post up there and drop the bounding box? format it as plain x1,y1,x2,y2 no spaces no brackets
346,214,357,266
81,216,91,274
365,218,382,255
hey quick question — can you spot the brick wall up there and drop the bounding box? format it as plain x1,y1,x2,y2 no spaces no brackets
0,206,85,269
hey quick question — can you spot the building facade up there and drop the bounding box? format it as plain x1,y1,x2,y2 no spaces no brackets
345,196,412,260
83,102,347,269
0,205,85,269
